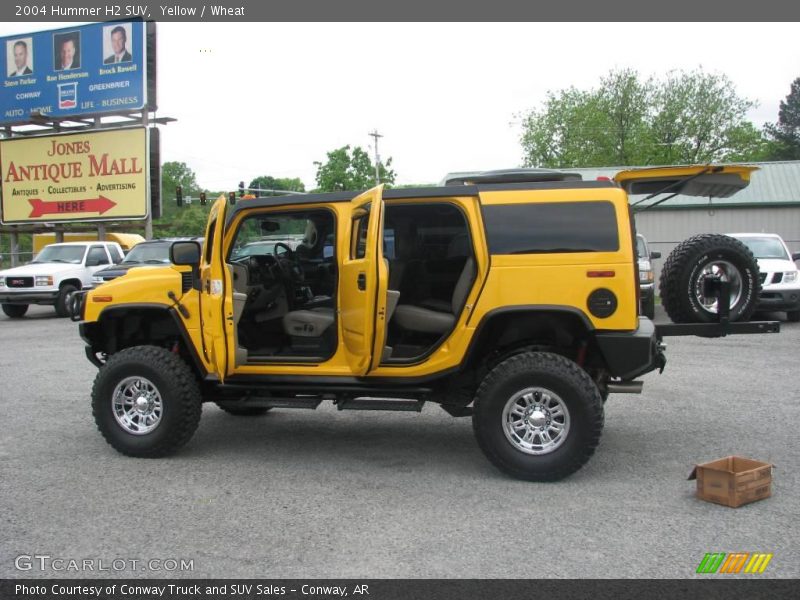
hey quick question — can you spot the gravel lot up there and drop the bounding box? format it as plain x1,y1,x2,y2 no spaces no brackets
1,305,798,579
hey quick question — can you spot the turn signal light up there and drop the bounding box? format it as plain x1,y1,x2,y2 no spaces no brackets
92,295,113,303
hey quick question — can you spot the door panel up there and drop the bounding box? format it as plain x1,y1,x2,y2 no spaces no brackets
339,185,386,375
199,195,231,380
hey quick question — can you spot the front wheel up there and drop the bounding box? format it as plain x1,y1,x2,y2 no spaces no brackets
472,352,604,482
55,283,78,318
787,310,800,323
92,346,202,457
2,304,28,318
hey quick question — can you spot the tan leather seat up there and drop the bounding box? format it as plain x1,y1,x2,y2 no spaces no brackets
393,257,475,334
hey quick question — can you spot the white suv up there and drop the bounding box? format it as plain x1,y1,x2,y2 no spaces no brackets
0,241,124,318
728,233,800,322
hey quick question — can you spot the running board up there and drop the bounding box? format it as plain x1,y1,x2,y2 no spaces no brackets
218,396,323,410
337,398,425,412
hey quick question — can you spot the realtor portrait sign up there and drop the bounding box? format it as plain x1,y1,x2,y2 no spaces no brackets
1,21,149,125
0,128,150,224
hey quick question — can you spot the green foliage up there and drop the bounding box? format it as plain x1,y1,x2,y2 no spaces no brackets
765,77,800,160
248,175,305,196
313,145,396,192
521,68,766,168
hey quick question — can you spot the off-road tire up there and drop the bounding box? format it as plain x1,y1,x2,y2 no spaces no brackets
659,234,760,324
92,345,202,457
55,283,79,318
472,351,604,482
2,304,28,318
215,402,271,416
787,310,800,323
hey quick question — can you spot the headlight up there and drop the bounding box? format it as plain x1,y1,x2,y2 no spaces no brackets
639,270,654,283
34,275,53,286
92,276,104,284
785,271,798,283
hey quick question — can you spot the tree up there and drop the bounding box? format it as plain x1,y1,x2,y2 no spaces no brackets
521,68,766,168
313,145,396,192
160,161,201,216
765,77,800,160
248,175,305,196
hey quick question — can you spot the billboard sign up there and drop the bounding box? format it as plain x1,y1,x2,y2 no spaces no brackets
1,21,148,125
1,127,150,224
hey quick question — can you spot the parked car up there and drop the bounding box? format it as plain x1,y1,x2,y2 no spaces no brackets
727,233,800,322
92,238,203,286
0,241,124,318
636,234,660,319
76,164,778,481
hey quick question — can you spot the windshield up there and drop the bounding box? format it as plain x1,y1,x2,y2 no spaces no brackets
32,245,86,264
122,243,172,264
232,242,277,259
636,236,647,258
736,237,789,260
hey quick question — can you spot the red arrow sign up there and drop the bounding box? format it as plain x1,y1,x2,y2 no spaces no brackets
28,196,117,218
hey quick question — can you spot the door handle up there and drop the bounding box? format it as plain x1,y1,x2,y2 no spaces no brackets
357,272,366,291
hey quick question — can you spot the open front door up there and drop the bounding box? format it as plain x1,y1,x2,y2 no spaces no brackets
339,184,388,375
199,195,232,380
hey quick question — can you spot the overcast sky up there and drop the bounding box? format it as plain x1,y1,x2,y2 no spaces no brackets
1,22,798,191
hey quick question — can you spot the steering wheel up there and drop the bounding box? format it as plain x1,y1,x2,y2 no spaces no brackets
273,242,294,258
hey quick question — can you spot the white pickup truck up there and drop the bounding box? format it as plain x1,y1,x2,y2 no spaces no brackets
0,241,124,318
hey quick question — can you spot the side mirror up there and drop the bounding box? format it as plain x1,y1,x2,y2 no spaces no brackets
792,252,800,262
85,258,100,267
171,241,201,266
650,251,661,259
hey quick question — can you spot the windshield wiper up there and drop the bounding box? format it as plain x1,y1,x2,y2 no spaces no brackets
144,259,168,264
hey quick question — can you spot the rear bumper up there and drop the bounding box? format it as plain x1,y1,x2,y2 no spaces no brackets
0,291,59,304
594,317,664,380
757,288,800,312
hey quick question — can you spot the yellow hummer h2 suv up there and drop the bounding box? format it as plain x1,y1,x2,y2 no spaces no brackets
75,165,774,481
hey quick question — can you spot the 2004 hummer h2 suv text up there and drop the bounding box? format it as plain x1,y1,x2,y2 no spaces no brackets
74,165,778,481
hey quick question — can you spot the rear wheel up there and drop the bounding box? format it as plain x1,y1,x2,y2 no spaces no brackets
92,346,202,457
787,310,800,323
659,234,760,324
472,351,604,481
2,304,28,318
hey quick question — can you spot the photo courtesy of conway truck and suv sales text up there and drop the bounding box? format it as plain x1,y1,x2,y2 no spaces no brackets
71,165,780,481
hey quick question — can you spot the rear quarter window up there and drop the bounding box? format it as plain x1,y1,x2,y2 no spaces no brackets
482,201,619,254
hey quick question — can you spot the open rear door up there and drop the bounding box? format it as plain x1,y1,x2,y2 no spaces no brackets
339,184,388,375
199,194,232,381
614,165,758,199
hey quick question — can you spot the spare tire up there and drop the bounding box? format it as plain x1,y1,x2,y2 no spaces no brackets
659,234,760,323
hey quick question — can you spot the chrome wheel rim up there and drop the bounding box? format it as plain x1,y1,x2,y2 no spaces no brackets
694,260,744,314
502,387,570,455
112,376,163,435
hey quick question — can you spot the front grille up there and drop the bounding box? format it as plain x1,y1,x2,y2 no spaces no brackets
6,276,33,288
772,272,783,284
181,272,193,293
759,273,767,284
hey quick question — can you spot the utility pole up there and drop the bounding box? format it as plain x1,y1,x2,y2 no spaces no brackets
368,129,383,185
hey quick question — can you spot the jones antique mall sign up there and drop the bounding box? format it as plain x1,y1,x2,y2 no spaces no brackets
0,127,150,223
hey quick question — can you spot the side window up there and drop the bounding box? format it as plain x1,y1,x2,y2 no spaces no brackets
86,245,110,265
383,228,396,259
108,245,123,263
350,205,370,260
205,218,217,264
482,201,619,254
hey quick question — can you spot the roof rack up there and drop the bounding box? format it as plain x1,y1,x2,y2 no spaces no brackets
443,168,583,186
